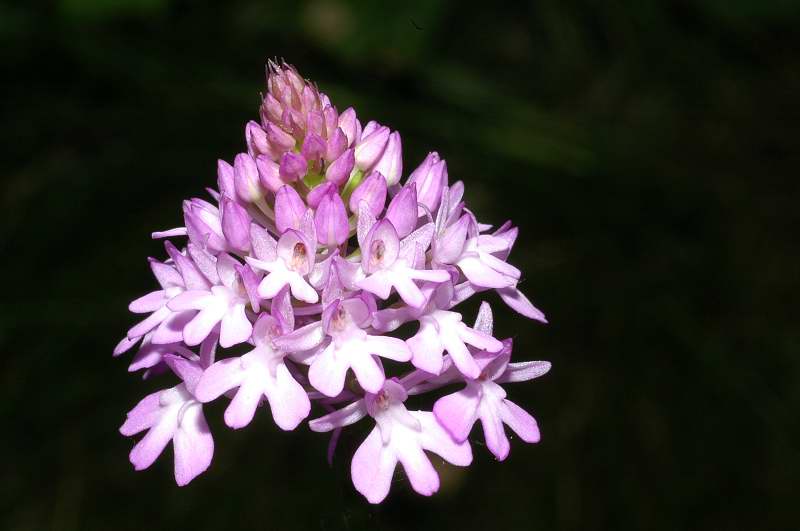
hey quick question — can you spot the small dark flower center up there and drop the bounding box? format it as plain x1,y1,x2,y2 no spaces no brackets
375,390,390,410
290,242,307,270
331,307,348,331
370,239,385,265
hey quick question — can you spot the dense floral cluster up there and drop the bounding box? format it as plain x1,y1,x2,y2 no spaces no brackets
115,62,550,503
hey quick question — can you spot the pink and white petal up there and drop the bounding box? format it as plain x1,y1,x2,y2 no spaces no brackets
189,245,220,284
391,273,426,308
472,301,494,335
127,306,171,339
372,306,416,332
119,390,162,436
450,281,479,307
245,255,277,273
165,241,210,290
499,399,541,443
309,399,367,433
458,256,513,288
407,324,444,375
224,376,264,429
350,353,385,394
308,345,350,397
265,363,311,430
258,269,292,299
407,268,450,283
274,321,325,352
250,223,277,262
476,234,510,254
129,406,179,471
416,411,473,466
432,387,480,442
114,335,140,356
399,222,435,261
150,260,183,289
497,360,552,384
288,275,320,304
128,344,165,373
172,403,214,486
129,290,166,313
435,215,470,263
351,427,398,504
194,357,245,402
441,330,481,379
492,223,518,251
150,311,194,345
457,323,503,353
238,264,262,313
479,352,512,381
497,287,547,323
363,335,412,362
163,354,203,394
167,290,215,312
448,181,465,210
395,438,440,497
356,201,377,251
357,271,393,300
219,305,253,348
479,251,521,279
199,333,218,368
270,286,295,333
183,303,226,346
152,227,188,239
478,401,510,460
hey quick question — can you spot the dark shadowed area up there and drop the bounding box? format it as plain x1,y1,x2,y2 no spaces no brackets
2,1,798,530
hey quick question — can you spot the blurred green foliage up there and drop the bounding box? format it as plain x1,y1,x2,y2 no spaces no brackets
1,1,799,530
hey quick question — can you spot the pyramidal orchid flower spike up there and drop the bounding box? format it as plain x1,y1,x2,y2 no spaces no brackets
116,61,550,501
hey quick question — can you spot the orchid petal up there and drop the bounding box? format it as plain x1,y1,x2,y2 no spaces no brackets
172,403,213,485
351,427,397,504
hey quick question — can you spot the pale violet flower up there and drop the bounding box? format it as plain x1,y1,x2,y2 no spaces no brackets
115,61,550,497
310,379,472,503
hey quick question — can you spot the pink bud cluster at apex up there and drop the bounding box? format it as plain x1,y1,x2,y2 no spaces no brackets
116,61,550,503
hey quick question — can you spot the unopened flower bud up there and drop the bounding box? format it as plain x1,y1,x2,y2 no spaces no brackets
314,191,349,246
325,148,355,186
260,92,282,124
307,181,337,209
275,185,306,233
323,106,339,138
245,121,270,158
385,184,418,238
326,127,348,162
217,159,235,199
220,195,252,252
255,155,282,192
301,132,327,167
354,126,389,171
337,107,360,147
349,170,387,216
306,109,324,138
373,131,402,186
234,153,263,203
408,152,447,212
279,152,307,182
265,121,296,152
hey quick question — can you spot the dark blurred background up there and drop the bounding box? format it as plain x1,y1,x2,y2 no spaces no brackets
2,1,799,530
